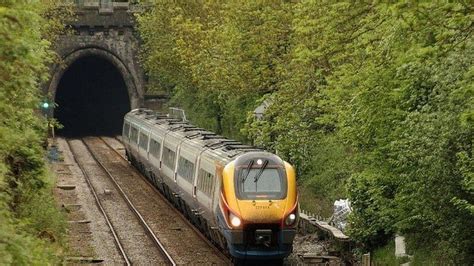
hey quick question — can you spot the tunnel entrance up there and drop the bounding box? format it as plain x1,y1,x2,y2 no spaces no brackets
55,56,131,137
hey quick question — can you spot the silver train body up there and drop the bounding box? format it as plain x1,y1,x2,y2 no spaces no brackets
122,109,298,261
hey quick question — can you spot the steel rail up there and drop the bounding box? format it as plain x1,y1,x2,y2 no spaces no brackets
81,138,177,266
100,136,232,265
66,140,131,266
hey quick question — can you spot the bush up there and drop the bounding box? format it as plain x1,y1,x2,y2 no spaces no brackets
0,1,69,264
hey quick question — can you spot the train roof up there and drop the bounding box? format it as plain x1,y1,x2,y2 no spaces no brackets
125,108,263,162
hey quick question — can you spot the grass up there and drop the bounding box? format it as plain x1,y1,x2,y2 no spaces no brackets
372,242,398,266
0,166,67,265
371,239,448,266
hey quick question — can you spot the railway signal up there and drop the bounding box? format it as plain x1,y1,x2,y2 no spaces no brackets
40,100,52,117
40,99,55,139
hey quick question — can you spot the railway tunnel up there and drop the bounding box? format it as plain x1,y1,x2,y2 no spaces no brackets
54,55,131,137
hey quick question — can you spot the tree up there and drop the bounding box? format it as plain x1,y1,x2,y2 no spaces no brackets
137,1,473,261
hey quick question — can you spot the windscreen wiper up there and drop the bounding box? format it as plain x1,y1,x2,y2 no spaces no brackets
241,160,254,183
254,160,268,183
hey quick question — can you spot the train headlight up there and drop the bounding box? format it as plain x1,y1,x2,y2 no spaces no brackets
229,213,241,228
285,213,297,226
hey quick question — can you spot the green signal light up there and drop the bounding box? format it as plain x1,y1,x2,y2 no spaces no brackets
42,102,49,109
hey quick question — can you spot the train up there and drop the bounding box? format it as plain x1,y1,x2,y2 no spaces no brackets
122,108,299,262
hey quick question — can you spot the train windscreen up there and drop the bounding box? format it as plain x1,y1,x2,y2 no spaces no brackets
234,154,288,200
241,168,282,193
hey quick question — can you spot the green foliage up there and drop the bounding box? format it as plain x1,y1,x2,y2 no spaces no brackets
372,241,397,266
137,1,473,262
137,0,292,138
0,1,68,264
333,4,473,262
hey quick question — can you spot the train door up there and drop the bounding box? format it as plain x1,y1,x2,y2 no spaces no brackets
193,150,206,199
129,122,140,160
211,160,225,223
122,120,130,148
175,141,197,200
148,133,162,173
138,126,150,160
195,154,216,220
137,125,150,175
148,131,163,186
161,132,180,186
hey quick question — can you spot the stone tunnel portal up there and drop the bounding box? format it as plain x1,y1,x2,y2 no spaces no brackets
54,55,131,137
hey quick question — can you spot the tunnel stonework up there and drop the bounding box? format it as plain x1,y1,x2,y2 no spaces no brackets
46,2,145,109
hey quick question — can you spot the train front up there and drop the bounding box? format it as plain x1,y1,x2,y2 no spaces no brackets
218,152,298,260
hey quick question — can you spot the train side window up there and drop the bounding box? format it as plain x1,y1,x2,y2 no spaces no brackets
130,127,138,144
177,156,194,183
208,172,215,195
139,132,149,150
198,168,214,196
163,147,176,169
205,170,210,195
150,139,161,158
123,123,130,139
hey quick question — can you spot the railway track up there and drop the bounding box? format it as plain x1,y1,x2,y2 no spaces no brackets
100,136,232,264
67,139,176,265
79,136,230,265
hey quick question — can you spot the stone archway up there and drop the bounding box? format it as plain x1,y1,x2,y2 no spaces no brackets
51,48,137,136
48,47,141,109
44,2,150,135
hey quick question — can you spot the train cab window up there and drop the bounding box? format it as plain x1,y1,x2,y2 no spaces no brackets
162,146,176,169
139,132,149,150
234,155,287,200
197,169,214,196
123,123,130,139
177,157,195,183
149,139,161,158
130,127,138,144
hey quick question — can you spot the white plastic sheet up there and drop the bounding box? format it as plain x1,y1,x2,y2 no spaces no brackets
332,199,352,231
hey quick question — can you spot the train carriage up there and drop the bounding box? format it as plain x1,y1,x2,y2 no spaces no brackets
122,109,298,262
